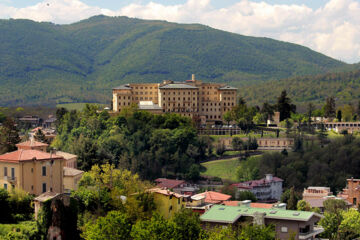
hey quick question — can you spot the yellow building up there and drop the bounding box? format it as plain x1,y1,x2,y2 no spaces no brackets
149,188,188,219
112,74,237,123
56,151,78,169
63,167,84,192
0,149,64,195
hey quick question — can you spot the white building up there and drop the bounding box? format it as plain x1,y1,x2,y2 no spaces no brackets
232,174,283,202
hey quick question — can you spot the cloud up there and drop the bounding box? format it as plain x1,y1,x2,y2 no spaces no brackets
0,0,359,63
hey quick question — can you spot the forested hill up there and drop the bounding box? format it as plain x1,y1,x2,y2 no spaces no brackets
243,68,360,107
0,15,347,106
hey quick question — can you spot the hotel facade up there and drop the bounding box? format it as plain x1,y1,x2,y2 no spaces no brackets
112,75,237,123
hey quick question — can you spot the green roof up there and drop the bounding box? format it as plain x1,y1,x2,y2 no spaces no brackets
200,205,321,224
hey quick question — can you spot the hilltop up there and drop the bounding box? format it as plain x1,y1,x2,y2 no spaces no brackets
0,15,347,106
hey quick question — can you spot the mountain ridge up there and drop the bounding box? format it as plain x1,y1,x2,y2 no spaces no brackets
0,15,349,106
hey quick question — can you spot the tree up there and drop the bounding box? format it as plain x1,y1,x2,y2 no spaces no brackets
261,102,274,123
34,129,46,143
0,118,20,154
287,187,297,210
319,212,343,240
82,211,132,240
130,214,178,240
223,111,233,126
237,191,257,202
338,209,360,239
323,199,347,214
276,90,296,121
232,137,243,151
238,224,275,240
296,200,311,211
172,209,202,240
281,187,300,210
337,110,342,122
324,97,336,118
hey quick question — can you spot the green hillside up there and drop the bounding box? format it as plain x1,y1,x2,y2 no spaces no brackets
243,69,360,107
0,15,347,106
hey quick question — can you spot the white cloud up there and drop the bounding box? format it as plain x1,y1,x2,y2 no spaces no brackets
0,0,359,63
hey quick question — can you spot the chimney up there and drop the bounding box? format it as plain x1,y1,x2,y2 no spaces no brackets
274,203,287,210
192,74,195,81
242,200,251,207
265,174,273,181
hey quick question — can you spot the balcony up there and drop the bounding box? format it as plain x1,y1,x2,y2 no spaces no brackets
299,226,324,240
4,176,17,183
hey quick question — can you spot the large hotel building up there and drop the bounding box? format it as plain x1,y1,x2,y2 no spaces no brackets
112,75,237,123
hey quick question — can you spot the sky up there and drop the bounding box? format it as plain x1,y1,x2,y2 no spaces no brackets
0,0,359,63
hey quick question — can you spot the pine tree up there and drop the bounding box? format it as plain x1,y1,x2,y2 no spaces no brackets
0,118,20,154
287,187,297,210
337,110,342,122
276,90,296,121
324,97,336,118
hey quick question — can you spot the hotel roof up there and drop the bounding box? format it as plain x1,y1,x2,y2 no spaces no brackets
0,149,63,163
218,86,238,90
113,84,132,90
159,83,198,89
200,205,322,224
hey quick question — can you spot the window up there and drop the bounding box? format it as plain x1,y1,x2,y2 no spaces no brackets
4,167,7,177
281,227,288,233
42,183,46,193
4,183,7,190
42,166,46,176
11,168,15,178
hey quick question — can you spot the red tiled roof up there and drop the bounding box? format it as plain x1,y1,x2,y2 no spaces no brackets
16,140,48,148
0,149,63,163
155,178,185,189
223,201,274,209
194,191,231,204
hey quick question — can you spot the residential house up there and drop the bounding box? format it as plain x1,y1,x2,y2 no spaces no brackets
302,187,332,200
232,174,283,202
149,188,189,219
155,178,199,195
304,196,351,213
0,149,64,195
200,205,324,240
63,167,84,193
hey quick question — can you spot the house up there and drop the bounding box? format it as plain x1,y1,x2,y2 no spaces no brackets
16,140,48,152
149,188,189,219
200,204,324,240
191,191,231,204
43,116,56,129
56,151,78,169
63,167,84,193
155,178,199,195
302,187,332,200
232,174,283,202
0,149,64,195
18,115,42,128
337,178,360,207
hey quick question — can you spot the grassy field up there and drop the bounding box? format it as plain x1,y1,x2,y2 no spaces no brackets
201,158,241,182
56,103,107,111
201,155,262,182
